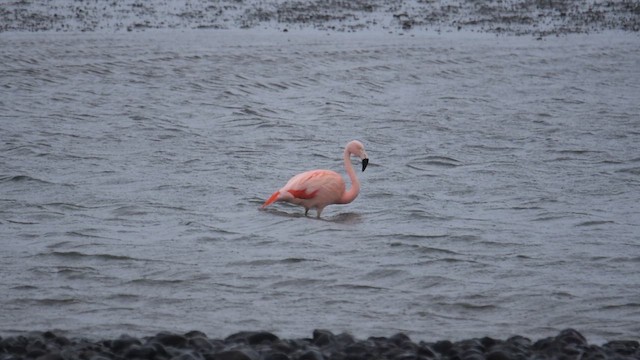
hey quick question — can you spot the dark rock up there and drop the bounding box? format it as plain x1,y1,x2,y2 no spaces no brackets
148,341,170,358
505,335,531,349
456,339,485,353
334,333,355,347
1,329,639,360
416,344,436,358
432,340,454,355
27,348,48,358
461,347,484,360
185,331,208,339
486,350,510,360
188,336,214,352
379,347,405,359
35,353,64,360
479,337,498,350
342,355,367,360
1,336,29,354
285,339,310,354
312,330,334,347
110,335,142,354
124,345,157,360
52,335,71,347
562,343,583,356
582,345,609,360
26,338,47,356
378,339,403,356
296,350,324,360
247,332,279,345
90,356,112,360
390,333,411,347
532,337,553,352
268,340,295,355
532,329,591,359
393,352,419,360
488,335,531,359
460,353,484,360
41,332,57,341
224,331,280,347
172,352,199,360
603,340,639,355
224,332,253,345
156,333,188,348
557,329,587,346
401,341,419,353
208,349,259,360
344,343,368,355
263,352,290,360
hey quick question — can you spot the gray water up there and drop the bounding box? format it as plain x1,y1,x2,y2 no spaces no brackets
1,30,639,344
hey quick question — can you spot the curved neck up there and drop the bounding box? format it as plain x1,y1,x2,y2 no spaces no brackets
339,148,360,204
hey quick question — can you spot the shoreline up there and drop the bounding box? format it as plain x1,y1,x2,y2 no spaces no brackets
1,328,639,360
1,26,638,44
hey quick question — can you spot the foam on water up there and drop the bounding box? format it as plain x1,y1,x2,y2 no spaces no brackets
1,30,639,344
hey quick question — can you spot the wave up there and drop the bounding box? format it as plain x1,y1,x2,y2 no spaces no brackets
229,258,316,267
0,175,53,184
43,251,141,262
575,220,616,227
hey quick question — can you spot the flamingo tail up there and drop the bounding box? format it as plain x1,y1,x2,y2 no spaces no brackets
261,191,280,208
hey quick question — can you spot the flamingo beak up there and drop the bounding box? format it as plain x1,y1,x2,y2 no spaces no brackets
362,158,369,172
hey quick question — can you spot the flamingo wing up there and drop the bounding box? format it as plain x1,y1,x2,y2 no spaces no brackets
261,170,346,216
283,170,345,204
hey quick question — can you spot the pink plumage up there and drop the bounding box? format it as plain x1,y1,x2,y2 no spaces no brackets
261,140,369,218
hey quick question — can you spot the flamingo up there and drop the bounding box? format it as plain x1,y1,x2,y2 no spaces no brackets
261,140,369,218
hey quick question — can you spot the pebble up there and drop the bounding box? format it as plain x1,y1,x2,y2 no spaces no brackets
1,329,638,360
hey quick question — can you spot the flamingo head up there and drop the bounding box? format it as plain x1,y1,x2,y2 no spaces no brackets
347,140,369,172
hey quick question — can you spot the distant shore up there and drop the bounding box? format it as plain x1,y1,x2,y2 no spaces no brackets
1,0,639,36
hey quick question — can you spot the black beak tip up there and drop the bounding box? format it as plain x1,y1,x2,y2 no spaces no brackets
362,158,369,172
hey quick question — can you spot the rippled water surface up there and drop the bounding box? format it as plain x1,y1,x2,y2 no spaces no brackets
1,30,639,343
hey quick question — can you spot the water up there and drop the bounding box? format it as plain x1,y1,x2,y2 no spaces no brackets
1,30,639,344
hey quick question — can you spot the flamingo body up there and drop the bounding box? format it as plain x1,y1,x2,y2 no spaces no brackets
262,140,368,218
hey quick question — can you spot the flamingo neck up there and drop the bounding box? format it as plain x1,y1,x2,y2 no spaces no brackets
339,147,360,204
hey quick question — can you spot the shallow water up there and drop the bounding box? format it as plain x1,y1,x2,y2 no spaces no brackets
1,30,639,344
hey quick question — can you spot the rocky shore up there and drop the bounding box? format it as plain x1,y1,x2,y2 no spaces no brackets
1,0,639,36
1,329,638,360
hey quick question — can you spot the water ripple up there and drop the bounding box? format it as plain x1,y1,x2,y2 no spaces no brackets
1,31,638,342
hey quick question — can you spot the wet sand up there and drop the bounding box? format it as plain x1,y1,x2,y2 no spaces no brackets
1,0,639,36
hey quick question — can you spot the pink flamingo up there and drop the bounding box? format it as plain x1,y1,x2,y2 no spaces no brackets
261,140,369,218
